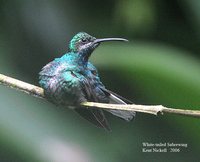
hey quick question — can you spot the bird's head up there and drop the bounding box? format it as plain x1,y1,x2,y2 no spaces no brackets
68,32,128,57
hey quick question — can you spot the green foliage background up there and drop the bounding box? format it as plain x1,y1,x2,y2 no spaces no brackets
0,0,200,161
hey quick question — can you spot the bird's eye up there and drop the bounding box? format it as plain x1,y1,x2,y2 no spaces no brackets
81,38,87,43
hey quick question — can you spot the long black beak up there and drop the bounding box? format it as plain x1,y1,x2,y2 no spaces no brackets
93,38,128,44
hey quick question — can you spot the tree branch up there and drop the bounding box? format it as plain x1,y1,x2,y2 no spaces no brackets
0,74,44,99
0,73,200,118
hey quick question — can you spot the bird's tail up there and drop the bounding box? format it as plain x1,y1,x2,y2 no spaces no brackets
101,89,136,121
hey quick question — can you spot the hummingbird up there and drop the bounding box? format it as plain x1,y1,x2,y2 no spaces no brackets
39,32,136,131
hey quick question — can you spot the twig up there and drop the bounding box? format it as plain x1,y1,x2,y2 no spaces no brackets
0,73,200,118
81,102,200,117
0,74,44,99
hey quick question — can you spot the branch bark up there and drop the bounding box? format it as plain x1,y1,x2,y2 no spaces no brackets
1,73,200,118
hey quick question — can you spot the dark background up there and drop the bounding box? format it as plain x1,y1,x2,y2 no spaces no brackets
0,0,200,161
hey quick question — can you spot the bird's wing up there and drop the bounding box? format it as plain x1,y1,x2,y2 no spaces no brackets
75,76,111,131
101,88,136,121
75,108,111,131
87,62,135,122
